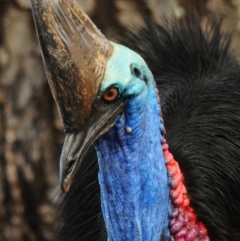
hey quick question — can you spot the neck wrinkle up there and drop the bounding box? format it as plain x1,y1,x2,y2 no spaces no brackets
95,86,171,241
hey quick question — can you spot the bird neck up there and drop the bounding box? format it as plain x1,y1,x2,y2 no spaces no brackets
95,82,171,241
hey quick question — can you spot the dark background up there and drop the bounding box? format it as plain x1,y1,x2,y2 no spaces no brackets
0,0,240,240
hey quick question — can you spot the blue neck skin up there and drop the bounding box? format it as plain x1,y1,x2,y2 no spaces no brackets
95,79,171,241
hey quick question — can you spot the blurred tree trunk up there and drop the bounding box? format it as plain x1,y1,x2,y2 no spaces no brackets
1,0,240,240
0,1,62,240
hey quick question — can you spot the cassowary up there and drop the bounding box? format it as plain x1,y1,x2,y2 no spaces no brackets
31,0,240,240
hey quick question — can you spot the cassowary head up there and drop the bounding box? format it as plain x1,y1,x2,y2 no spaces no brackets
31,0,210,240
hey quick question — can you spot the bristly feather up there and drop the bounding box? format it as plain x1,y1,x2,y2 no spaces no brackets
124,17,240,241
56,146,107,241
57,17,240,241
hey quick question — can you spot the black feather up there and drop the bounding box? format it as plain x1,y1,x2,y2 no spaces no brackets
57,146,107,241
57,17,240,241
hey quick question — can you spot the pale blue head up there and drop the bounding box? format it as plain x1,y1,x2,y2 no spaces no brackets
100,42,152,96
31,0,171,240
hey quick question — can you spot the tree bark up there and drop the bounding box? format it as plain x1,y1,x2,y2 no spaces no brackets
1,0,240,240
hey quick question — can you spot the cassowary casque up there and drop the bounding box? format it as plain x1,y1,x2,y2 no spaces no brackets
31,0,240,240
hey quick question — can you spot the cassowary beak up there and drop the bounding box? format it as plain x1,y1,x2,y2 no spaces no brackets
31,0,121,192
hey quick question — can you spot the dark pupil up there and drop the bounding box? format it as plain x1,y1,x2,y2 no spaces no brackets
107,90,114,98
133,67,141,78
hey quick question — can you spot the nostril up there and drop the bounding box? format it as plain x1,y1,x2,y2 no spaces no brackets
67,160,75,174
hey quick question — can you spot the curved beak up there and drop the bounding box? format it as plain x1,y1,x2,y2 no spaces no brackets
31,0,120,192
60,101,124,192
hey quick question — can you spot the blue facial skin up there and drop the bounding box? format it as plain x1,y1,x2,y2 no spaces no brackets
94,43,171,241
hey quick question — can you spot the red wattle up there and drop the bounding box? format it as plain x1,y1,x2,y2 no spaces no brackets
162,139,210,241
155,84,210,240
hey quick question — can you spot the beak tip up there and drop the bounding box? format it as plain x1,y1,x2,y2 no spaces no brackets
61,179,71,193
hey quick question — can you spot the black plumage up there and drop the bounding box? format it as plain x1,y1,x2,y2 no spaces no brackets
57,17,240,241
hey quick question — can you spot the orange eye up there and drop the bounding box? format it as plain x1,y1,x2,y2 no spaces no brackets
103,87,119,102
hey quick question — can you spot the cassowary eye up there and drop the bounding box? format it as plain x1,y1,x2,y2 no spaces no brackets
103,87,119,102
